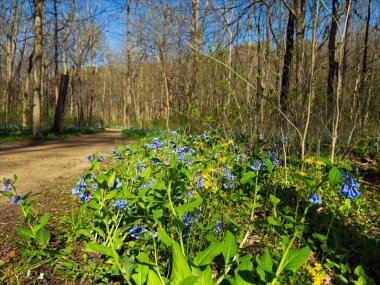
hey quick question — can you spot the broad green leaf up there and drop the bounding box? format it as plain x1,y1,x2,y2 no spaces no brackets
269,194,280,206
328,167,342,186
256,248,273,273
141,167,152,178
147,269,162,285
106,189,118,200
281,246,310,271
107,172,116,188
17,228,36,239
294,174,315,188
93,227,106,239
267,216,280,226
37,214,50,230
85,241,114,258
132,264,149,285
315,156,333,168
193,242,223,266
195,266,213,285
180,276,198,285
119,255,136,276
87,199,100,210
153,181,167,190
222,231,237,265
136,252,156,266
263,158,274,173
240,171,256,185
340,162,353,171
234,254,254,285
170,241,192,285
77,229,92,237
36,228,50,246
158,227,173,246
176,198,203,219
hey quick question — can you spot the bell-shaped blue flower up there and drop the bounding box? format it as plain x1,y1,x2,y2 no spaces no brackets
308,193,322,205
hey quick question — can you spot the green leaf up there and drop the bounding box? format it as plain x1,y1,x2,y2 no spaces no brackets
176,198,203,219
33,214,50,232
16,228,36,239
240,171,256,185
171,241,192,285
312,233,327,242
180,276,198,285
222,231,237,265
77,229,92,238
281,246,310,271
194,242,223,266
153,181,167,190
85,242,114,258
157,227,173,246
315,156,333,168
132,264,149,285
256,248,273,273
195,266,213,285
120,255,136,276
269,194,280,206
340,162,353,171
136,252,156,266
147,269,162,285
234,254,254,285
141,167,152,178
87,199,100,210
328,167,342,186
36,228,51,246
107,172,116,188
263,158,274,173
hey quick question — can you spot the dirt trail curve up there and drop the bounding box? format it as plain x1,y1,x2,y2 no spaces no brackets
0,129,130,202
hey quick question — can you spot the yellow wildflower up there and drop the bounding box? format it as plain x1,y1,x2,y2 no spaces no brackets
312,275,324,285
299,171,307,176
212,186,219,193
221,143,228,147
314,161,326,166
217,157,227,164
314,262,322,271
201,172,210,179
305,157,314,164
227,139,234,146
206,167,217,173
204,181,212,190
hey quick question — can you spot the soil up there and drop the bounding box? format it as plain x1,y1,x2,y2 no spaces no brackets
0,129,131,283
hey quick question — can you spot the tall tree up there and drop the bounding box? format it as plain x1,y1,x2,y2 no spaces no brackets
32,0,44,137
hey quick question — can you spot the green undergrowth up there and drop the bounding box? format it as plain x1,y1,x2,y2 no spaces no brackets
1,131,379,284
0,125,104,144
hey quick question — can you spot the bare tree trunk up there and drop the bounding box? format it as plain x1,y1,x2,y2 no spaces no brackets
280,0,295,114
32,0,44,137
330,0,351,162
326,0,339,116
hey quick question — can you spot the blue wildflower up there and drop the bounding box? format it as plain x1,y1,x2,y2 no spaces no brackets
112,199,130,210
339,173,360,199
112,148,122,160
268,152,279,166
281,137,288,144
172,131,178,135
86,154,95,164
98,153,105,162
308,193,322,205
80,192,91,202
2,179,12,192
139,179,156,190
223,167,235,189
130,225,147,239
251,161,261,171
215,220,222,234
152,229,158,238
111,178,122,190
10,194,23,205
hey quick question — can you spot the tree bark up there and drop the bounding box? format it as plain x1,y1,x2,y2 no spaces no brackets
32,0,44,137
52,74,70,133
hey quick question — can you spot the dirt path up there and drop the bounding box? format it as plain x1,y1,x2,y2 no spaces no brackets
0,129,129,199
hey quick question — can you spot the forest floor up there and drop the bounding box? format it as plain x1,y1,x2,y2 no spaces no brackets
0,129,130,270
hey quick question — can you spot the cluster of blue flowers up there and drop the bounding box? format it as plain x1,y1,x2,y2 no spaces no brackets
215,220,223,234
2,179,12,192
145,138,163,151
129,225,147,239
86,152,105,164
309,172,361,205
112,148,122,161
339,172,360,199
223,167,235,189
112,199,130,210
72,177,91,201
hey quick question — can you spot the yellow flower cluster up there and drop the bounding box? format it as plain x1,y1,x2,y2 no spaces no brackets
203,181,212,190
306,262,325,285
211,185,219,193
305,157,326,167
217,157,227,164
